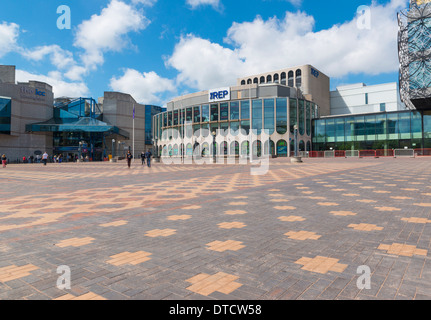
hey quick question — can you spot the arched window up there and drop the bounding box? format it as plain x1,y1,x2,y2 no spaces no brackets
168,145,173,156
281,72,287,85
288,71,294,87
173,144,178,156
295,69,302,88
241,80,246,85
202,142,210,156
252,140,262,157
230,141,239,156
260,76,265,84
264,140,275,156
266,75,272,83
277,140,288,157
186,143,193,156
299,140,305,152
247,79,252,84
241,141,249,156
273,74,279,84
253,78,258,84
220,141,228,155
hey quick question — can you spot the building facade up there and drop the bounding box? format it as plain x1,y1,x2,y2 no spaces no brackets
0,65,54,161
154,65,328,158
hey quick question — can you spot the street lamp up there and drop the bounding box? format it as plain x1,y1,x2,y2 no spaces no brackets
111,139,115,160
291,125,303,163
212,131,216,163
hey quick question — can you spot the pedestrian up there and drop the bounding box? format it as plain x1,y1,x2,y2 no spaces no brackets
126,150,133,168
1,154,7,168
23,156,26,163
42,152,48,166
141,151,146,165
145,150,152,168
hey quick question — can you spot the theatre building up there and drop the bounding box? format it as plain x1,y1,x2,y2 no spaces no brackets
153,65,330,158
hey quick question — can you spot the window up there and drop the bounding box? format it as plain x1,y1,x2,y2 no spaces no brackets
241,100,250,119
365,93,369,105
193,106,201,123
186,108,193,123
260,76,265,84
380,103,386,112
210,104,219,122
241,120,250,135
202,105,210,122
266,75,272,83
295,69,302,88
230,101,240,120
276,98,288,135
281,72,287,85
274,74,279,84
263,99,275,135
0,98,11,134
277,140,288,157
288,71,294,87
173,110,179,126
252,99,263,135
298,100,305,135
306,102,311,136
241,80,246,85
220,103,229,121
168,111,173,126
230,121,240,136
290,99,297,134
253,78,258,84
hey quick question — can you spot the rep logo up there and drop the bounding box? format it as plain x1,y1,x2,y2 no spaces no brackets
209,87,230,102
311,68,320,78
35,89,46,97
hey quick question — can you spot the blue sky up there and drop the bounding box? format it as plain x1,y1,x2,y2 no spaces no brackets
0,0,408,106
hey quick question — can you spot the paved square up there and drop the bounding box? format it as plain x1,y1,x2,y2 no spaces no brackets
0,157,431,300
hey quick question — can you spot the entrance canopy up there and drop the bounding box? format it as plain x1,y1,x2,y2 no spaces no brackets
26,117,129,138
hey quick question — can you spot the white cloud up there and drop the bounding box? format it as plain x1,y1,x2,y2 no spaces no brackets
19,45,76,70
167,0,407,91
16,69,89,98
131,0,157,6
0,22,19,58
186,0,221,10
109,68,176,104
74,0,150,71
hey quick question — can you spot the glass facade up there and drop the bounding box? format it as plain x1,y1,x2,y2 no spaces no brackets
312,111,428,151
0,97,11,134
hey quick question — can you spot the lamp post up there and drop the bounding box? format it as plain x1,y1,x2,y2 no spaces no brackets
212,131,216,164
111,139,116,162
291,125,303,163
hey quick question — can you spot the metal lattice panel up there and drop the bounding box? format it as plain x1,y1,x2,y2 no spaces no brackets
398,0,431,110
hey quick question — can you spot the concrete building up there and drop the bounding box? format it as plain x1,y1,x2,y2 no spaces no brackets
0,65,54,161
330,83,406,116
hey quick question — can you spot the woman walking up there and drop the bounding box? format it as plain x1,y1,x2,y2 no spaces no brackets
1,154,7,168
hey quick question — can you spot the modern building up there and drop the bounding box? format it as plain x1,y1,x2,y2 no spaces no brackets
0,65,54,161
0,65,162,162
330,83,406,116
154,65,328,158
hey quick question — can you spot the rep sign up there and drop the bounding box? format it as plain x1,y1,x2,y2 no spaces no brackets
209,87,230,102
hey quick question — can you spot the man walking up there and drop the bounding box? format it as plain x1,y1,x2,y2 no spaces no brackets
141,151,146,165
42,152,48,166
1,154,7,168
145,150,152,168
126,150,133,169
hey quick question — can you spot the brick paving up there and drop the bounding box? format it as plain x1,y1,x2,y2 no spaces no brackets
0,157,430,300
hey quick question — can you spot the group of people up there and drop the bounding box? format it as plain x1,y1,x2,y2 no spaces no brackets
1,152,49,167
126,150,153,168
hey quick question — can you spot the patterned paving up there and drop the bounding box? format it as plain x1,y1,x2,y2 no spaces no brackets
0,158,431,300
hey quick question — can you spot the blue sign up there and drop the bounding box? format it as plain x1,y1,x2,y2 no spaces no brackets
35,89,46,97
311,68,320,78
209,87,230,102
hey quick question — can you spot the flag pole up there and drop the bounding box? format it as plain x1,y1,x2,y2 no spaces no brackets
133,104,135,162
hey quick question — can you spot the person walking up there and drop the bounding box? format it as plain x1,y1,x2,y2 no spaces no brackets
1,154,7,168
126,150,133,169
42,152,48,166
141,151,146,165
145,150,152,168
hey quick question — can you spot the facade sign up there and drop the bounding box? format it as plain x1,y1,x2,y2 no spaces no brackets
20,86,46,101
209,87,230,102
311,68,320,78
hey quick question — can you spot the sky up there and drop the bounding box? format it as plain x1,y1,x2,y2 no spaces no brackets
0,0,409,107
